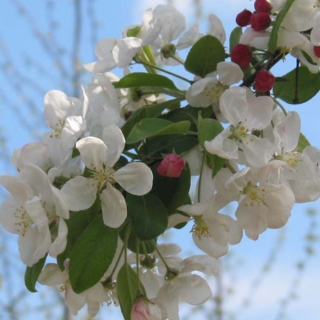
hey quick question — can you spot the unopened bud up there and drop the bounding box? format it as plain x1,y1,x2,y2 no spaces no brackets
157,154,184,178
314,45,320,58
254,0,272,13
254,70,275,92
131,298,162,320
250,12,271,31
236,9,252,27
230,44,252,69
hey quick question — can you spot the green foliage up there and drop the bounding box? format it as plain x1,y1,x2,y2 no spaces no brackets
127,118,191,144
273,66,320,104
229,26,242,51
297,133,311,152
57,196,101,270
117,264,146,320
185,35,225,77
268,0,296,53
127,193,168,240
139,134,198,159
150,163,191,215
198,116,225,175
24,255,47,293
68,216,118,294
115,72,179,91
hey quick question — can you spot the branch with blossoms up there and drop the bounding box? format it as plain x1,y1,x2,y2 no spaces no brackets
1,0,320,319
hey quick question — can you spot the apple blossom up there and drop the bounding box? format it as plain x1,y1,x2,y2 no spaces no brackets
61,125,153,228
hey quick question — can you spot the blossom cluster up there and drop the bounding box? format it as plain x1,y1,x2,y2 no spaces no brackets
1,1,320,319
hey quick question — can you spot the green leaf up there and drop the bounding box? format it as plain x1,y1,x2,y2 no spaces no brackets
127,194,168,240
69,216,118,293
139,134,198,159
198,116,225,175
119,225,156,254
150,164,191,215
273,66,320,104
57,196,101,270
121,100,181,140
127,118,191,144
117,264,146,320
115,72,178,90
229,26,242,51
297,133,310,152
268,0,295,53
25,255,47,293
185,35,225,77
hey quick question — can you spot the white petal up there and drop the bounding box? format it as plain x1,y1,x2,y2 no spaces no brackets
61,176,98,211
102,125,125,167
101,184,127,228
95,38,116,60
112,37,142,67
49,218,68,257
208,14,226,44
114,162,153,195
38,263,66,285
0,175,33,203
76,137,107,170
217,62,243,85
178,274,212,304
220,87,248,125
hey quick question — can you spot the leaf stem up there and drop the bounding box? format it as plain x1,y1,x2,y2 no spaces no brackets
136,61,193,84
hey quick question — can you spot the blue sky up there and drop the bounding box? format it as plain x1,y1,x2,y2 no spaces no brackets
0,1,320,319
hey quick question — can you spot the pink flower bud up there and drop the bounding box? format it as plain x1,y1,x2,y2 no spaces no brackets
254,0,272,13
236,9,252,27
314,45,320,58
254,70,275,92
157,154,184,178
230,44,252,69
131,298,162,320
250,12,271,31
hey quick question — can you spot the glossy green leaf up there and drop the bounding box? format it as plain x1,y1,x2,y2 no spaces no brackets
151,164,191,215
268,0,295,53
273,66,320,104
25,255,47,293
115,72,178,90
127,118,191,144
185,35,225,77
57,196,101,270
229,26,242,51
119,225,156,254
122,100,181,139
198,116,225,176
139,134,198,159
117,264,146,320
69,216,118,293
297,132,310,152
127,194,168,240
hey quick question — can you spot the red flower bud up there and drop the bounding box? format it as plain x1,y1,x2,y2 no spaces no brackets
230,44,252,69
314,45,320,58
236,9,252,27
157,154,184,178
254,70,275,92
250,12,271,31
254,0,272,13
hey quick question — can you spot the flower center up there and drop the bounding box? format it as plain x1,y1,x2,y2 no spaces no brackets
14,206,33,236
203,82,228,106
230,122,249,142
191,216,210,239
242,182,266,207
89,165,116,190
275,151,303,171
49,119,65,139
